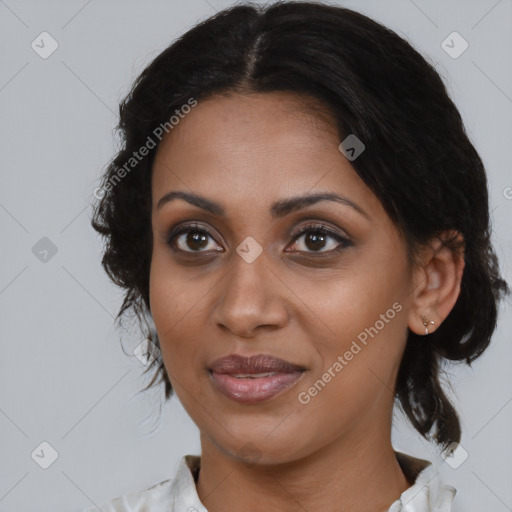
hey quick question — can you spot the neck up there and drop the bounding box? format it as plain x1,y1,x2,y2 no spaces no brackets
196,409,411,512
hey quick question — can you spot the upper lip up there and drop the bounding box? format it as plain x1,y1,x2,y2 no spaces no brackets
209,353,306,374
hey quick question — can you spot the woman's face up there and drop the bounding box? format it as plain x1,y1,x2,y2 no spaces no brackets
149,92,418,464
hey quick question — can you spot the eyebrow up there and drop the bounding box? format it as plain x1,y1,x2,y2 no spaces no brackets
156,190,370,220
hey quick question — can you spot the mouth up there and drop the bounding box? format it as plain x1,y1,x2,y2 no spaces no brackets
229,372,283,379
208,353,307,404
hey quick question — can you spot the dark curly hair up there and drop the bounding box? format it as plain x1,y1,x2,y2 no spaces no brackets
91,1,509,453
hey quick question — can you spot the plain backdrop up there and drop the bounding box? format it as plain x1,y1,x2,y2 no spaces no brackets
0,1,511,511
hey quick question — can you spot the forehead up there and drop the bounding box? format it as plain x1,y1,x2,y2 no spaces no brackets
151,92,381,218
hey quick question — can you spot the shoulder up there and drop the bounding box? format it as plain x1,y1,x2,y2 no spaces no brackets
82,454,204,512
83,478,174,512
391,450,457,512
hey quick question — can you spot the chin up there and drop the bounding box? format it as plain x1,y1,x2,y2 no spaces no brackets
215,433,309,467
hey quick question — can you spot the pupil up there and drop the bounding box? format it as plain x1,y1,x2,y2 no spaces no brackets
187,231,208,250
183,231,329,252
306,232,326,251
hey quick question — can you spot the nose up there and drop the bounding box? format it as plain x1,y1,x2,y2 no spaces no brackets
212,251,290,338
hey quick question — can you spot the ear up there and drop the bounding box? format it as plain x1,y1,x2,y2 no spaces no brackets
407,230,465,336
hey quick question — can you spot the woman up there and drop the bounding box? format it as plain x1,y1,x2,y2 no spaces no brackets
89,1,509,511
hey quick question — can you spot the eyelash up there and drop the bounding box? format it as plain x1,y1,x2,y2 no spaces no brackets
288,223,353,254
166,222,353,256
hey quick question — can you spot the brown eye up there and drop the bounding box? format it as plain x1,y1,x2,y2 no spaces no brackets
167,224,222,253
288,224,352,254
182,231,210,251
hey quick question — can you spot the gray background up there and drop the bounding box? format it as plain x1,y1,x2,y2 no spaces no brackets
0,0,511,511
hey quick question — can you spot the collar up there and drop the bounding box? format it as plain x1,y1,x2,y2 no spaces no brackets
85,451,456,511
172,451,456,512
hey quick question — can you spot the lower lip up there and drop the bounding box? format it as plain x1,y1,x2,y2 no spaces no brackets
209,371,305,404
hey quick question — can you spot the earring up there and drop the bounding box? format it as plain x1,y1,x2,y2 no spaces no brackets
421,315,435,335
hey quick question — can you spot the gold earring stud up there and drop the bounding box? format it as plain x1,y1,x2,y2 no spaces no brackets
421,315,435,335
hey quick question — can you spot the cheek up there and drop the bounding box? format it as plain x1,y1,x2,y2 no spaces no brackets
293,304,407,453
148,250,214,392
149,246,199,332
291,251,409,412
289,249,408,349
149,253,191,361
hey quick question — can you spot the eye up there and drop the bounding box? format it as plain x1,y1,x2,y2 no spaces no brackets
286,223,352,254
167,223,222,253
166,221,352,255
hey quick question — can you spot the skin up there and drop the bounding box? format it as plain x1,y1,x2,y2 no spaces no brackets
149,91,465,512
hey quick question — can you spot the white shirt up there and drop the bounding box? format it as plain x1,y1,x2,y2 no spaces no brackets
83,451,456,512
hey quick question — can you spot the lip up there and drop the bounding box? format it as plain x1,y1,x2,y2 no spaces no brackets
210,353,306,374
209,353,307,404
